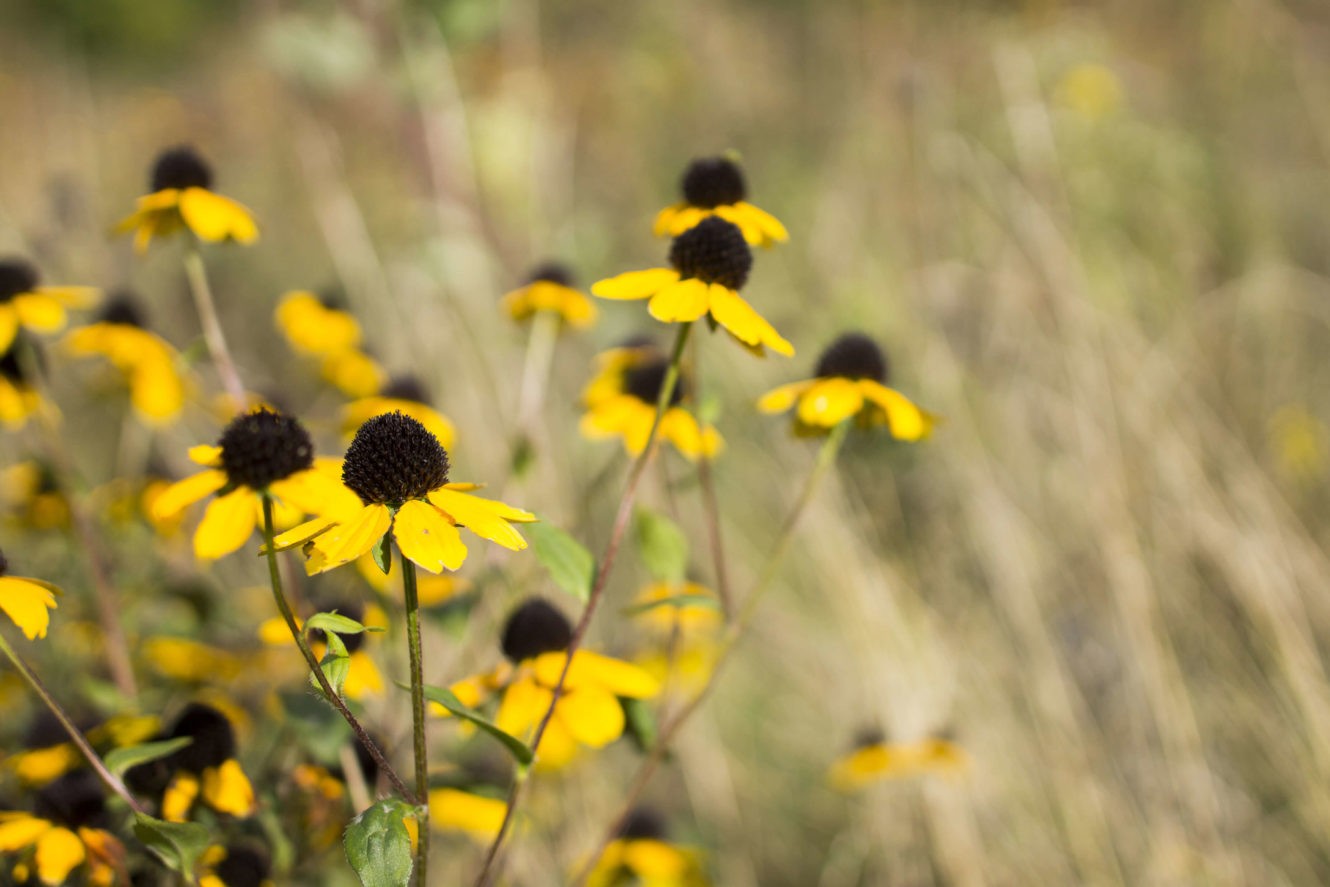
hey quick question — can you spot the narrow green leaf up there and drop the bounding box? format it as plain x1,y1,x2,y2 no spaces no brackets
622,592,721,617
104,737,192,778
344,798,414,887
133,814,211,878
372,533,392,575
526,521,595,603
305,612,383,636
634,508,689,582
315,632,350,696
621,697,657,753
417,683,533,766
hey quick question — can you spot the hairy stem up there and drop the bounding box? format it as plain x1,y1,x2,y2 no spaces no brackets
402,556,430,887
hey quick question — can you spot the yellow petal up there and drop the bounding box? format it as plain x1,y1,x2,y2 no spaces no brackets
177,188,259,244
0,307,17,353
555,686,625,748
624,839,690,877
8,744,79,786
658,205,709,237
188,445,223,466
35,286,99,309
35,826,85,885
267,515,338,552
591,268,680,300
859,380,936,441
129,356,185,423
427,488,533,551
393,500,467,573
202,759,257,817
162,773,200,822
647,278,711,323
321,349,385,399
0,814,50,851
534,650,661,698
0,576,58,640
652,204,683,238
429,789,507,841
707,285,794,357
829,744,900,791
12,294,67,334
308,504,391,573
730,201,789,244
153,470,227,519
194,488,258,559
533,717,579,770
659,408,710,461
756,380,815,414
343,650,385,700
269,469,362,521
797,378,865,428
495,674,552,738
258,615,295,646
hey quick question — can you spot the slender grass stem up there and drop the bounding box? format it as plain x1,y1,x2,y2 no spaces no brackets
182,243,246,411
473,322,694,887
570,421,851,884
515,308,561,436
0,632,144,815
259,495,415,803
401,557,430,887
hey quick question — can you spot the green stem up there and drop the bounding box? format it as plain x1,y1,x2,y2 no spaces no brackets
182,243,247,411
0,632,144,814
401,557,430,887
473,322,693,887
570,421,851,885
259,495,415,803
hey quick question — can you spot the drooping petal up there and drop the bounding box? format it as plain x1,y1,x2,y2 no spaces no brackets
202,759,257,817
652,204,684,238
495,674,552,739
707,285,794,357
12,294,67,334
427,488,533,551
0,813,50,851
555,686,625,748
188,445,224,466
647,278,711,323
269,469,362,521
129,356,185,423
534,650,661,698
429,789,507,841
307,504,392,573
34,825,85,885
591,269,680,301
267,515,338,553
162,773,200,822
177,188,259,244
392,499,468,573
858,380,936,441
657,205,709,238
0,577,58,640
756,380,815,414
194,488,259,560
722,202,790,246
152,470,227,520
797,378,865,428
344,650,385,699
658,409,712,461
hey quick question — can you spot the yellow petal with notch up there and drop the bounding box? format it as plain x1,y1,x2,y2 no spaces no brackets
393,499,467,573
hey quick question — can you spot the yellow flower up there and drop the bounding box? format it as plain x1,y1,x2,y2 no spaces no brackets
428,788,508,842
0,772,125,886
443,599,660,770
5,713,159,788
342,375,457,450
654,156,788,248
116,146,258,253
0,461,69,531
500,262,597,329
757,332,935,439
593,217,793,357
197,842,273,887
320,347,386,399
142,637,245,684
1056,63,1124,120
0,551,59,641
276,412,534,576
0,334,46,430
585,808,708,887
356,552,468,604
631,581,723,636
152,409,360,560
257,600,388,700
275,290,363,356
125,703,257,821
828,729,970,792
64,293,187,424
580,346,722,460
0,259,98,355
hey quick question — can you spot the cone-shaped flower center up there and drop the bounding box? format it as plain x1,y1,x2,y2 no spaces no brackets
98,292,147,328
814,333,889,383
623,357,686,408
167,703,236,772
151,146,214,192
526,261,575,287
34,771,108,830
0,259,38,303
681,157,747,208
379,375,430,405
668,217,752,290
217,409,314,491
618,807,668,841
342,411,449,507
501,597,572,663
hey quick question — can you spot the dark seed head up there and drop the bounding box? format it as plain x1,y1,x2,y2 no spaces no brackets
150,146,213,192
681,157,747,208
525,261,575,288
618,806,668,841
215,845,270,887
814,333,889,384
0,333,38,384
317,287,347,311
500,598,572,663
0,549,8,577
0,259,39,302
380,375,430,405
342,412,450,507
33,771,107,830
622,357,685,408
309,599,367,655
668,217,752,290
217,409,314,491
852,725,887,749
166,703,236,772
98,291,147,328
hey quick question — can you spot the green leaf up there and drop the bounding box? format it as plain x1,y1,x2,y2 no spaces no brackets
104,737,193,778
344,798,414,887
372,533,392,575
634,508,689,582
315,631,350,696
418,683,533,766
621,697,657,753
279,689,351,761
306,611,383,636
133,814,211,878
623,592,722,617
526,521,595,603
696,390,724,426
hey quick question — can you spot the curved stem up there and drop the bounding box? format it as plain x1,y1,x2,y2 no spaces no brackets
515,309,561,436
259,495,416,803
0,632,144,815
473,322,693,887
570,421,851,885
401,557,430,887
182,243,247,411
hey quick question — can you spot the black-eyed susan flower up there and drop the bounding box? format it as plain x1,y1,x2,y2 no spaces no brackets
580,350,722,460
442,598,660,770
125,703,257,821
258,598,387,700
0,551,59,641
152,409,359,560
116,146,258,253
0,771,126,886
0,259,98,355
342,375,456,449
631,582,722,694
585,807,708,887
593,217,793,357
274,290,363,357
0,335,44,429
757,332,935,439
655,155,788,249
277,412,534,575
500,262,597,329
5,712,158,789
64,292,187,425
284,735,382,852
828,728,970,792
0,462,68,531
319,347,386,399
197,842,272,887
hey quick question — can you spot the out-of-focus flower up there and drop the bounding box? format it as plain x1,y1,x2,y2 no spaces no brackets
828,728,970,791
197,841,272,887
584,807,709,887
655,156,787,248
125,703,257,821
0,334,45,430
64,292,187,424
1056,63,1124,120
0,259,98,354
342,375,456,450
580,347,721,460
0,771,126,886
275,290,363,357
0,462,69,531
500,262,597,329
258,599,387,700
116,147,258,252
0,551,60,641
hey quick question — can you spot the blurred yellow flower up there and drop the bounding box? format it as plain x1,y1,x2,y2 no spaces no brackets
1056,63,1124,120
258,600,388,700
126,703,257,822
1269,405,1327,483
342,375,456,450
0,551,59,641
0,772,125,887
64,293,187,425
429,788,508,842
116,147,258,252
655,156,787,248
275,290,363,356
0,259,97,354
585,808,708,887
828,730,970,791
580,347,722,460
500,262,597,329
